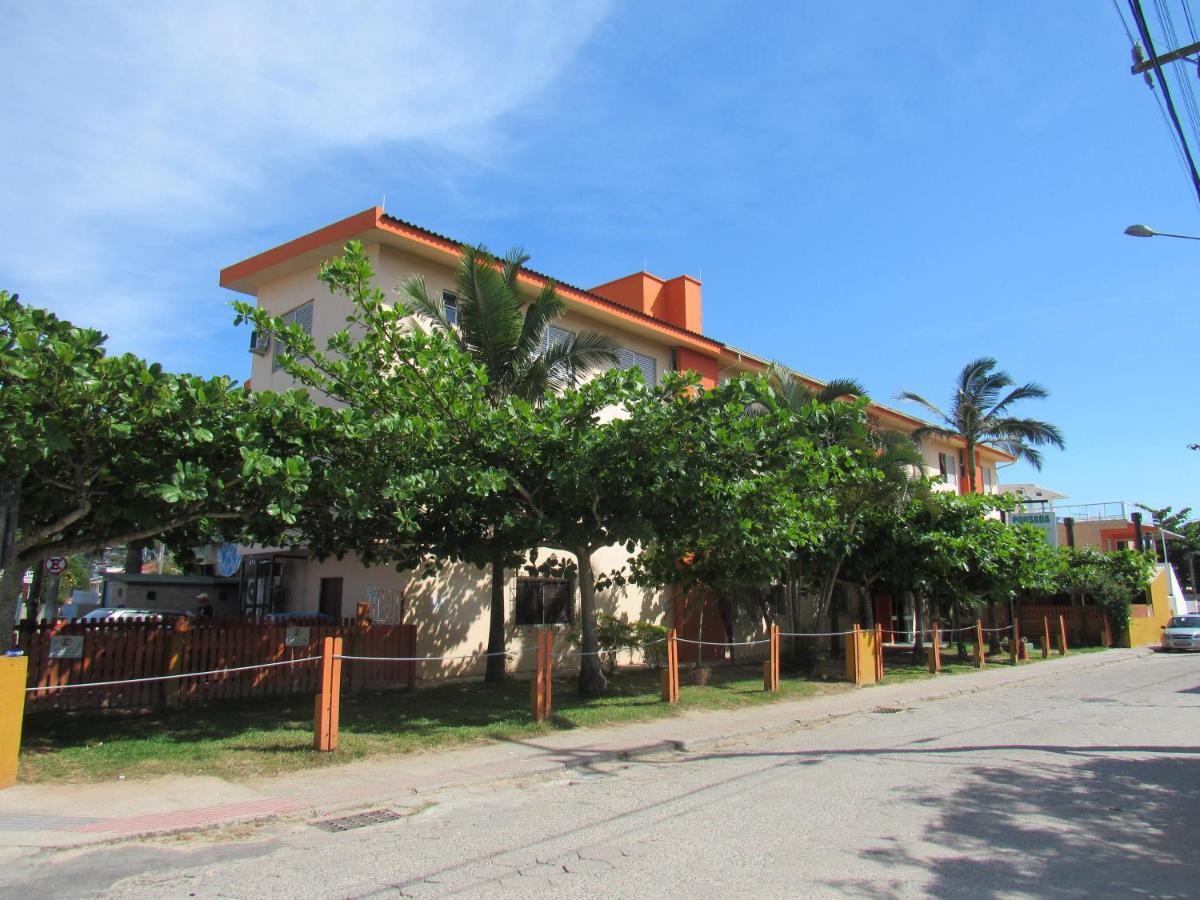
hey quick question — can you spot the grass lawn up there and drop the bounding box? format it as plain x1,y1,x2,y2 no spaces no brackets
18,646,1114,785
18,664,844,784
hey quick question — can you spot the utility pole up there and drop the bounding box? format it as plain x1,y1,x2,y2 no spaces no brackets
1125,0,1200,203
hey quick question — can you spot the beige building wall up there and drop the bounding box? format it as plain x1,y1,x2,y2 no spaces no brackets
243,241,676,676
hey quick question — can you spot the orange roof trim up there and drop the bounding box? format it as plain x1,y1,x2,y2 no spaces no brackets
220,207,722,354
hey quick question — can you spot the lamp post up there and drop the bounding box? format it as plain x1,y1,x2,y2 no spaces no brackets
1124,223,1200,240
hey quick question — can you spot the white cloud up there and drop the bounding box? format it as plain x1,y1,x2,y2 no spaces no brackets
0,0,610,362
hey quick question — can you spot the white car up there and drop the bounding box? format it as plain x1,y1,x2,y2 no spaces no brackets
1160,615,1200,651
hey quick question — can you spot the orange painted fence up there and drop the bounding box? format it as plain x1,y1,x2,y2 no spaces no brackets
18,619,416,712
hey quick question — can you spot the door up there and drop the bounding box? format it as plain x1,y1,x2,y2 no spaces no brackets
874,593,893,642
319,577,344,621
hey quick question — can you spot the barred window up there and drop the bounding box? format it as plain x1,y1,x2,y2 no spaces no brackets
514,578,573,626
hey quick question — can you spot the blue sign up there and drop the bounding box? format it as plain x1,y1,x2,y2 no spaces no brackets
216,543,242,578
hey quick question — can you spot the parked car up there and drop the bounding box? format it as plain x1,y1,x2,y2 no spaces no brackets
81,608,191,623
1160,615,1200,651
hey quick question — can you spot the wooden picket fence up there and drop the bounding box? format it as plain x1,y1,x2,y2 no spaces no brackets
17,618,417,712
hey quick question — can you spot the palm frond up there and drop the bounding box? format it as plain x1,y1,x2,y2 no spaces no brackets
540,330,620,394
456,245,522,387
515,280,567,360
399,274,462,345
895,390,948,424
989,382,1049,417
500,246,530,291
815,377,867,404
984,417,1065,449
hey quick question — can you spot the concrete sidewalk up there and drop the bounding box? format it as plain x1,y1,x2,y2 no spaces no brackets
0,648,1150,851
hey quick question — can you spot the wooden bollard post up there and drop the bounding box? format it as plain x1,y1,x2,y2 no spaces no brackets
928,622,941,674
763,624,781,692
163,618,189,707
874,623,884,682
1010,619,1020,666
314,636,343,752
1042,616,1051,659
974,619,986,669
1058,614,1069,656
848,624,863,685
0,653,28,789
661,628,680,703
531,628,553,722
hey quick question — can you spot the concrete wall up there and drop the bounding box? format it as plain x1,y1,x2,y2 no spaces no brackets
1125,568,1173,647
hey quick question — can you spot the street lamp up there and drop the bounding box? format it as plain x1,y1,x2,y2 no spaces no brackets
1123,223,1200,240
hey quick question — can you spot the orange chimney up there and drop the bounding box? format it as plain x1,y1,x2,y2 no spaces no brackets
589,271,702,333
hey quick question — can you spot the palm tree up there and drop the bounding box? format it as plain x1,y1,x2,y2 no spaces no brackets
400,245,619,683
897,357,1064,494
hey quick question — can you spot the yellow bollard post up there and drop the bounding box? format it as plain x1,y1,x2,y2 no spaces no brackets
1058,615,1069,656
928,622,941,674
974,619,986,669
1010,619,1020,666
163,618,188,708
0,653,28,789
874,623,884,682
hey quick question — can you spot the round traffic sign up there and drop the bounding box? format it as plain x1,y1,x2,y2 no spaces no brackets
44,556,67,575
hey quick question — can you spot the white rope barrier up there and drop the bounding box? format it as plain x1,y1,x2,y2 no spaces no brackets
24,655,322,693
675,637,771,647
777,629,857,638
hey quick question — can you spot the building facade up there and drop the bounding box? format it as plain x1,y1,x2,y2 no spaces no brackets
221,208,1015,672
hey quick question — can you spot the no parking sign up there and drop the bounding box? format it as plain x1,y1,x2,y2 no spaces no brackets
43,557,67,575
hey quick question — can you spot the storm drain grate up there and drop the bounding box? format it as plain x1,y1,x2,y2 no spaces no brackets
311,809,405,832
873,706,907,715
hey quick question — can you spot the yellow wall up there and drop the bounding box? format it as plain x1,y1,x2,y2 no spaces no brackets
1124,568,1173,647
0,655,27,789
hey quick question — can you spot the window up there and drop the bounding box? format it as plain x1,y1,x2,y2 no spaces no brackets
514,578,573,626
937,452,957,486
983,466,994,492
615,346,658,384
537,324,572,355
442,291,458,326
273,301,315,371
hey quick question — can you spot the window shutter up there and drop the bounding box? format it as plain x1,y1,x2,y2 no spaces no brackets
615,347,657,384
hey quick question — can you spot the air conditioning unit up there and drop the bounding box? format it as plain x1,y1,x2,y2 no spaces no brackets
249,330,270,354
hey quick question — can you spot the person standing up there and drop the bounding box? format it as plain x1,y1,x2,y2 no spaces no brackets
195,592,214,618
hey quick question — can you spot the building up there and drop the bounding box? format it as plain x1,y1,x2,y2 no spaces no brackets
219,208,1015,672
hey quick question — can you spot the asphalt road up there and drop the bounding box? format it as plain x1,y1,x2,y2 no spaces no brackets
6,650,1200,898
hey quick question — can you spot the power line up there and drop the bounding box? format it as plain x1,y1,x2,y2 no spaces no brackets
1129,0,1200,204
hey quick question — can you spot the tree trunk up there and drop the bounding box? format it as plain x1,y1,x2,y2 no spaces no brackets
484,555,507,684
987,600,1002,654
0,559,24,644
966,441,977,494
576,544,607,696
694,590,707,669
910,592,926,663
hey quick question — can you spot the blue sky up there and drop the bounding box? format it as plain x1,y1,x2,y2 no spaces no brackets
2,2,1197,513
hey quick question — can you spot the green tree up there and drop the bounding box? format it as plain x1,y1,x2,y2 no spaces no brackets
1057,547,1155,642
629,373,846,668
897,357,1065,493
400,245,618,682
766,366,927,660
0,292,323,631
1135,503,1200,592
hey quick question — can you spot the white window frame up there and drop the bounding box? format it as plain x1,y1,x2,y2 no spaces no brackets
441,291,458,326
